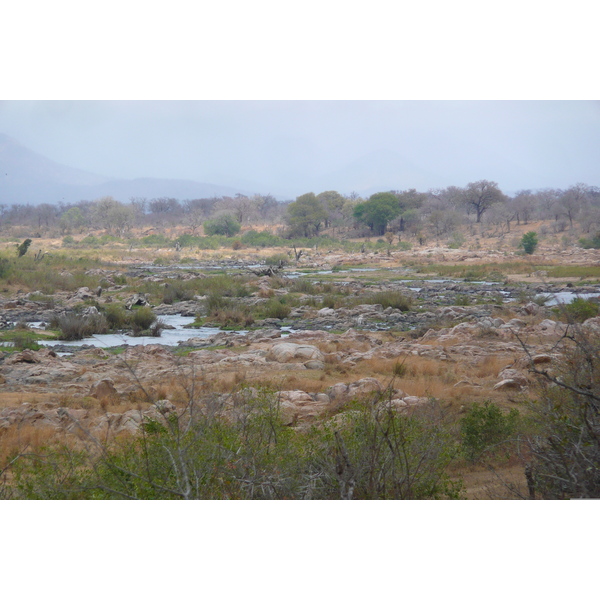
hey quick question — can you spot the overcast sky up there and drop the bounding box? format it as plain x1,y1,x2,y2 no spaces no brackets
1,100,599,197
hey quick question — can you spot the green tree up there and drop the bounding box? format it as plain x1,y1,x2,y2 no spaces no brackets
286,193,328,237
353,192,402,235
520,231,539,254
59,207,86,234
203,213,241,237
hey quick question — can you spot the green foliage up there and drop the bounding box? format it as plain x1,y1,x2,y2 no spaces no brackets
241,230,284,247
162,280,195,304
102,304,129,329
364,290,412,311
139,233,172,247
578,233,600,249
261,297,292,319
264,253,290,266
460,401,519,462
0,257,13,279
520,231,539,254
353,193,402,235
204,214,241,237
131,306,157,333
6,392,461,499
552,297,600,323
50,312,109,340
286,193,328,237
526,328,600,498
17,239,32,257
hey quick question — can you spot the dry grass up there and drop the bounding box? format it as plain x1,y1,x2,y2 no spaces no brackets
0,424,61,466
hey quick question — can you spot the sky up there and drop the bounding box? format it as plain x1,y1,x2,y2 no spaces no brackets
1,100,599,198
2,2,599,200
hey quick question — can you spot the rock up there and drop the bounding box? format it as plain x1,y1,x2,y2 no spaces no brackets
348,377,382,398
266,342,324,363
523,302,539,315
327,383,349,401
402,396,427,406
498,368,528,386
279,390,313,404
493,379,524,391
154,399,176,414
73,287,95,300
304,360,325,370
500,318,527,329
532,354,553,365
5,350,40,364
90,379,119,401
125,293,150,309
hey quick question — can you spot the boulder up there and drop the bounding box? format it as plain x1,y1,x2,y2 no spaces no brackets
90,379,119,401
266,342,324,363
493,379,524,391
348,377,383,398
498,368,528,386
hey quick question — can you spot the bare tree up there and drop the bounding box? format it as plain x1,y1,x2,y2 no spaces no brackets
460,180,507,223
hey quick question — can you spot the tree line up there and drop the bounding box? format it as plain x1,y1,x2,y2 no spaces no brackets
1,181,599,242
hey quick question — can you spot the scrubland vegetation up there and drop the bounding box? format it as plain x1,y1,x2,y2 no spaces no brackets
1,180,600,499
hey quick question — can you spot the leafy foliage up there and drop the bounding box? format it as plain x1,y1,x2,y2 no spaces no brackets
204,214,241,237
460,401,519,462
520,231,539,254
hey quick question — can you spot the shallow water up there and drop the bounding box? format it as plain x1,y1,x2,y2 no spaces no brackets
542,291,600,306
38,314,245,349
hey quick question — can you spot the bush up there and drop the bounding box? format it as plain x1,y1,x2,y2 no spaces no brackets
265,253,290,267
364,290,411,311
204,214,241,237
241,230,284,247
51,312,109,340
524,327,600,498
102,304,129,329
460,401,519,462
552,297,600,323
261,297,292,319
131,306,157,333
519,231,539,255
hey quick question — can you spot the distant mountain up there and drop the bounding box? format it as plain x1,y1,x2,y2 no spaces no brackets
0,134,253,205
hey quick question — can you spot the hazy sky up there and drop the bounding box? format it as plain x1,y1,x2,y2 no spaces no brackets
1,100,598,197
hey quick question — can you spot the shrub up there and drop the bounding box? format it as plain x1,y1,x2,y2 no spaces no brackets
261,297,292,319
103,304,129,329
0,258,12,279
525,327,600,498
241,230,284,248
289,278,316,294
460,401,519,462
552,297,600,323
364,290,411,311
17,239,32,257
131,307,157,333
162,281,195,305
204,214,241,237
578,234,600,249
265,253,290,267
519,231,539,255
51,313,109,340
